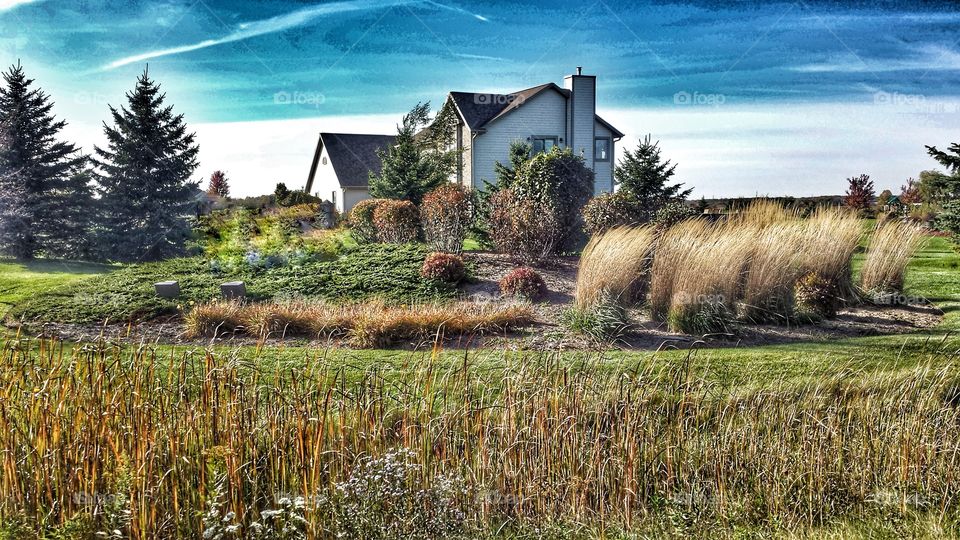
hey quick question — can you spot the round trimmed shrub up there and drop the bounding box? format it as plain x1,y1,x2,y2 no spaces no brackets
421,252,466,284
488,189,562,263
348,199,383,244
499,267,547,301
582,191,640,235
421,184,474,254
372,199,419,244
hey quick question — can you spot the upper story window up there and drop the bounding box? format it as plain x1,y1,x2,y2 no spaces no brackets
595,137,611,161
531,136,558,154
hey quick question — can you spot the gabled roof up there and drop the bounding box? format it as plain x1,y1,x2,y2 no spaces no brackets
448,83,570,132
307,132,395,190
445,82,624,139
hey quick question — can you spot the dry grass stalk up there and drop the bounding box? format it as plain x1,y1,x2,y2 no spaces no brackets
741,223,805,321
574,225,657,308
184,300,534,346
860,221,926,294
648,219,714,321
2,336,959,536
797,207,863,298
730,198,797,228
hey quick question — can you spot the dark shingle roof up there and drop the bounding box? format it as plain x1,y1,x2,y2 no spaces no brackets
309,132,395,189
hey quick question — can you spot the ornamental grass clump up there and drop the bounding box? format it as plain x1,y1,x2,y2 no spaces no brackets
575,225,656,309
860,220,926,295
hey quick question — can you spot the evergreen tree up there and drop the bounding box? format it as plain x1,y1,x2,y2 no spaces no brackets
369,102,455,205
615,135,692,220
926,142,960,172
0,120,30,257
492,140,532,190
0,62,91,259
207,170,229,198
94,68,199,262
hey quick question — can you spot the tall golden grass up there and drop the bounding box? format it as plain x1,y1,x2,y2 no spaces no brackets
185,300,534,347
578,202,868,332
861,220,927,294
2,336,959,537
574,225,656,308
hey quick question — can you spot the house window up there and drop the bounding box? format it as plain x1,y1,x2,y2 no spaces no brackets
331,191,337,206
531,136,558,155
322,156,328,165
595,137,611,161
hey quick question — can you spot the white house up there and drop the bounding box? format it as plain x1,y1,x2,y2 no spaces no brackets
305,68,624,213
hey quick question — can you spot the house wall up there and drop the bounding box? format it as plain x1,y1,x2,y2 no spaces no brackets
343,188,371,215
469,89,568,188
310,145,346,213
593,121,614,194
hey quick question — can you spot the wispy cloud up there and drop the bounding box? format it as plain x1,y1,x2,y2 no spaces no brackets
0,0,39,11
103,0,488,70
791,45,960,73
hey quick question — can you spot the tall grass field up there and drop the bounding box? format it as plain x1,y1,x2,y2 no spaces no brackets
1,337,959,538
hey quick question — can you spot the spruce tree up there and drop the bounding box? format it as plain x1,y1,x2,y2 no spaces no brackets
94,68,199,262
368,102,454,205
0,62,91,259
615,135,692,221
0,121,30,257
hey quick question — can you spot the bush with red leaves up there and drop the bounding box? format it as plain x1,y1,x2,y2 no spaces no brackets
499,267,547,301
421,252,466,284
372,199,419,244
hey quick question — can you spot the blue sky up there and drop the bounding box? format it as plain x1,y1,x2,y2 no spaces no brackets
2,0,959,197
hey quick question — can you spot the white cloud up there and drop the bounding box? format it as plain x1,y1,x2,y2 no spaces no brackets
0,0,38,11
791,45,960,74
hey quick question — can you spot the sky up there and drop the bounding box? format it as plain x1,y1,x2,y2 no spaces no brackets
1,0,958,198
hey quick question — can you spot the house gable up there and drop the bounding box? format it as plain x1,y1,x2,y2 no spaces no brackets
305,132,395,193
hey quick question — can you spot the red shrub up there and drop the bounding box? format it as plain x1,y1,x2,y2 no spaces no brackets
372,199,419,244
421,252,466,283
499,267,547,301
421,184,474,254
488,189,562,263
348,199,384,243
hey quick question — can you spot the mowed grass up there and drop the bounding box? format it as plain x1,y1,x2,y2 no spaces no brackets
0,258,113,317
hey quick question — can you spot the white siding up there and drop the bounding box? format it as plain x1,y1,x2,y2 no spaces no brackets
470,89,568,188
343,188,371,215
593,122,614,194
310,146,346,213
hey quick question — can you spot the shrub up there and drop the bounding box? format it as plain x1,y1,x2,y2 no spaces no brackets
575,226,656,308
652,200,697,229
373,199,419,244
348,199,383,244
511,147,595,250
860,221,926,294
421,252,466,284
499,267,547,301
581,191,641,235
795,272,841,319
488,189,562,263
421,184,474,253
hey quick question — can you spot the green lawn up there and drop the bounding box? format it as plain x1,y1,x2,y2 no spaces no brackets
3,235,959,390
0,258,113,317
